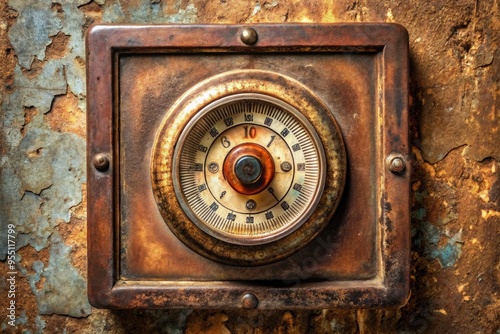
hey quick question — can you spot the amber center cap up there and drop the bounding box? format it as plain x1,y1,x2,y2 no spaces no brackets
223,143,275,195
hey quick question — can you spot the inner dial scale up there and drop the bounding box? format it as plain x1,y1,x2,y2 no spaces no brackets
173,94,326,245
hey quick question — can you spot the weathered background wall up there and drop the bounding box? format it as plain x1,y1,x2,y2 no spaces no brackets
1,0,499,333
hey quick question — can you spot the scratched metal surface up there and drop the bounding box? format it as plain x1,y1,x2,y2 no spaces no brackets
118,52,378,280
85,24,409,310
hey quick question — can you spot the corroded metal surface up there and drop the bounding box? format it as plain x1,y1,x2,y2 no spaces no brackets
86,23,409,309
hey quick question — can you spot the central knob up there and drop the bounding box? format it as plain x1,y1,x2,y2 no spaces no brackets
223,143,275,195
235,156,262,185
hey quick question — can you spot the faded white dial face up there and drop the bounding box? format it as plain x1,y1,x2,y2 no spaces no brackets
173,94,326,245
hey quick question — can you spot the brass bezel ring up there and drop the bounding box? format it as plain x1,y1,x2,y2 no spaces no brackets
151,70,346,266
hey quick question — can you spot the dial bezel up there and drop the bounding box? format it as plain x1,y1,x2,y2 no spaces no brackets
151,69,346,265
172,93,327,245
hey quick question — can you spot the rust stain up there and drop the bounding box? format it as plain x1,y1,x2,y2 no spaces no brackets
21,58,46,80
57,184,88,275
46,93,85,137
80,1,104,29
185,311,230,334
21,106,39,137
45,31,70,59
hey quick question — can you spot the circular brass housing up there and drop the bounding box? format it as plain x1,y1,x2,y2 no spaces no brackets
151,70,346,266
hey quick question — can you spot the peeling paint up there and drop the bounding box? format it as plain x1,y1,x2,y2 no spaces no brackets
1,0,86,263
8,0,62,69
102,0,198,24
153,309,193,334
250,2,261,18
15,63,67,113
52,0,90,104
14,310,27,326
412,191,463,267
428,231,463,268
0,128,86,253
35,315,47,333
33,232,91,317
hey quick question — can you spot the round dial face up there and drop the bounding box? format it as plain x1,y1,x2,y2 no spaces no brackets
173,94,326,245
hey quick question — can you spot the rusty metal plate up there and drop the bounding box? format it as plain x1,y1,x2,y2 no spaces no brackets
86,24,410,309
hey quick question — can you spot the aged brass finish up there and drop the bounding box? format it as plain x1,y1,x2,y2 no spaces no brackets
240,27,258,45
92,153,109,171
152,77,344,262
87,23,410,309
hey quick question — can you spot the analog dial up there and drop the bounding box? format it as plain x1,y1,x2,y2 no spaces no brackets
173,94,326,245
151,70,346,265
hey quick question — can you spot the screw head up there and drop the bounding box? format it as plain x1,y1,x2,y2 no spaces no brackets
386,154,406,174
235,156,262,185
280,161,292,172
246,199,257,211
93,153,110,171
241,293,258,309
240,27,258,45
208,162,219,173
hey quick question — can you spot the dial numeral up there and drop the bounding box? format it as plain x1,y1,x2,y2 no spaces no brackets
224,117,234,126
198,145,208,152
281,201,290,211
227,213,236,221
198,184,207,192
209,202,219,212
246,216,254,224
293,183,302,192
267,135,276,148
265,211,274,220
190,163,203,171
209,127,219,138
264,117,273,126
292,143,301,152
243,125,257,139
297,163,306,171
280,128,290,137
221,136,231,148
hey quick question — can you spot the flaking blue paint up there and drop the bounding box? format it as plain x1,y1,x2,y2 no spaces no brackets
8,0,62,69
34,232,91,317
429,235,463,268
412,190,463,267
102,0,198,23
1,0,199,327
0,0,88,321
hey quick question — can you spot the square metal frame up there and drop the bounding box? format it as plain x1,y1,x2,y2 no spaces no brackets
86,23,410,309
